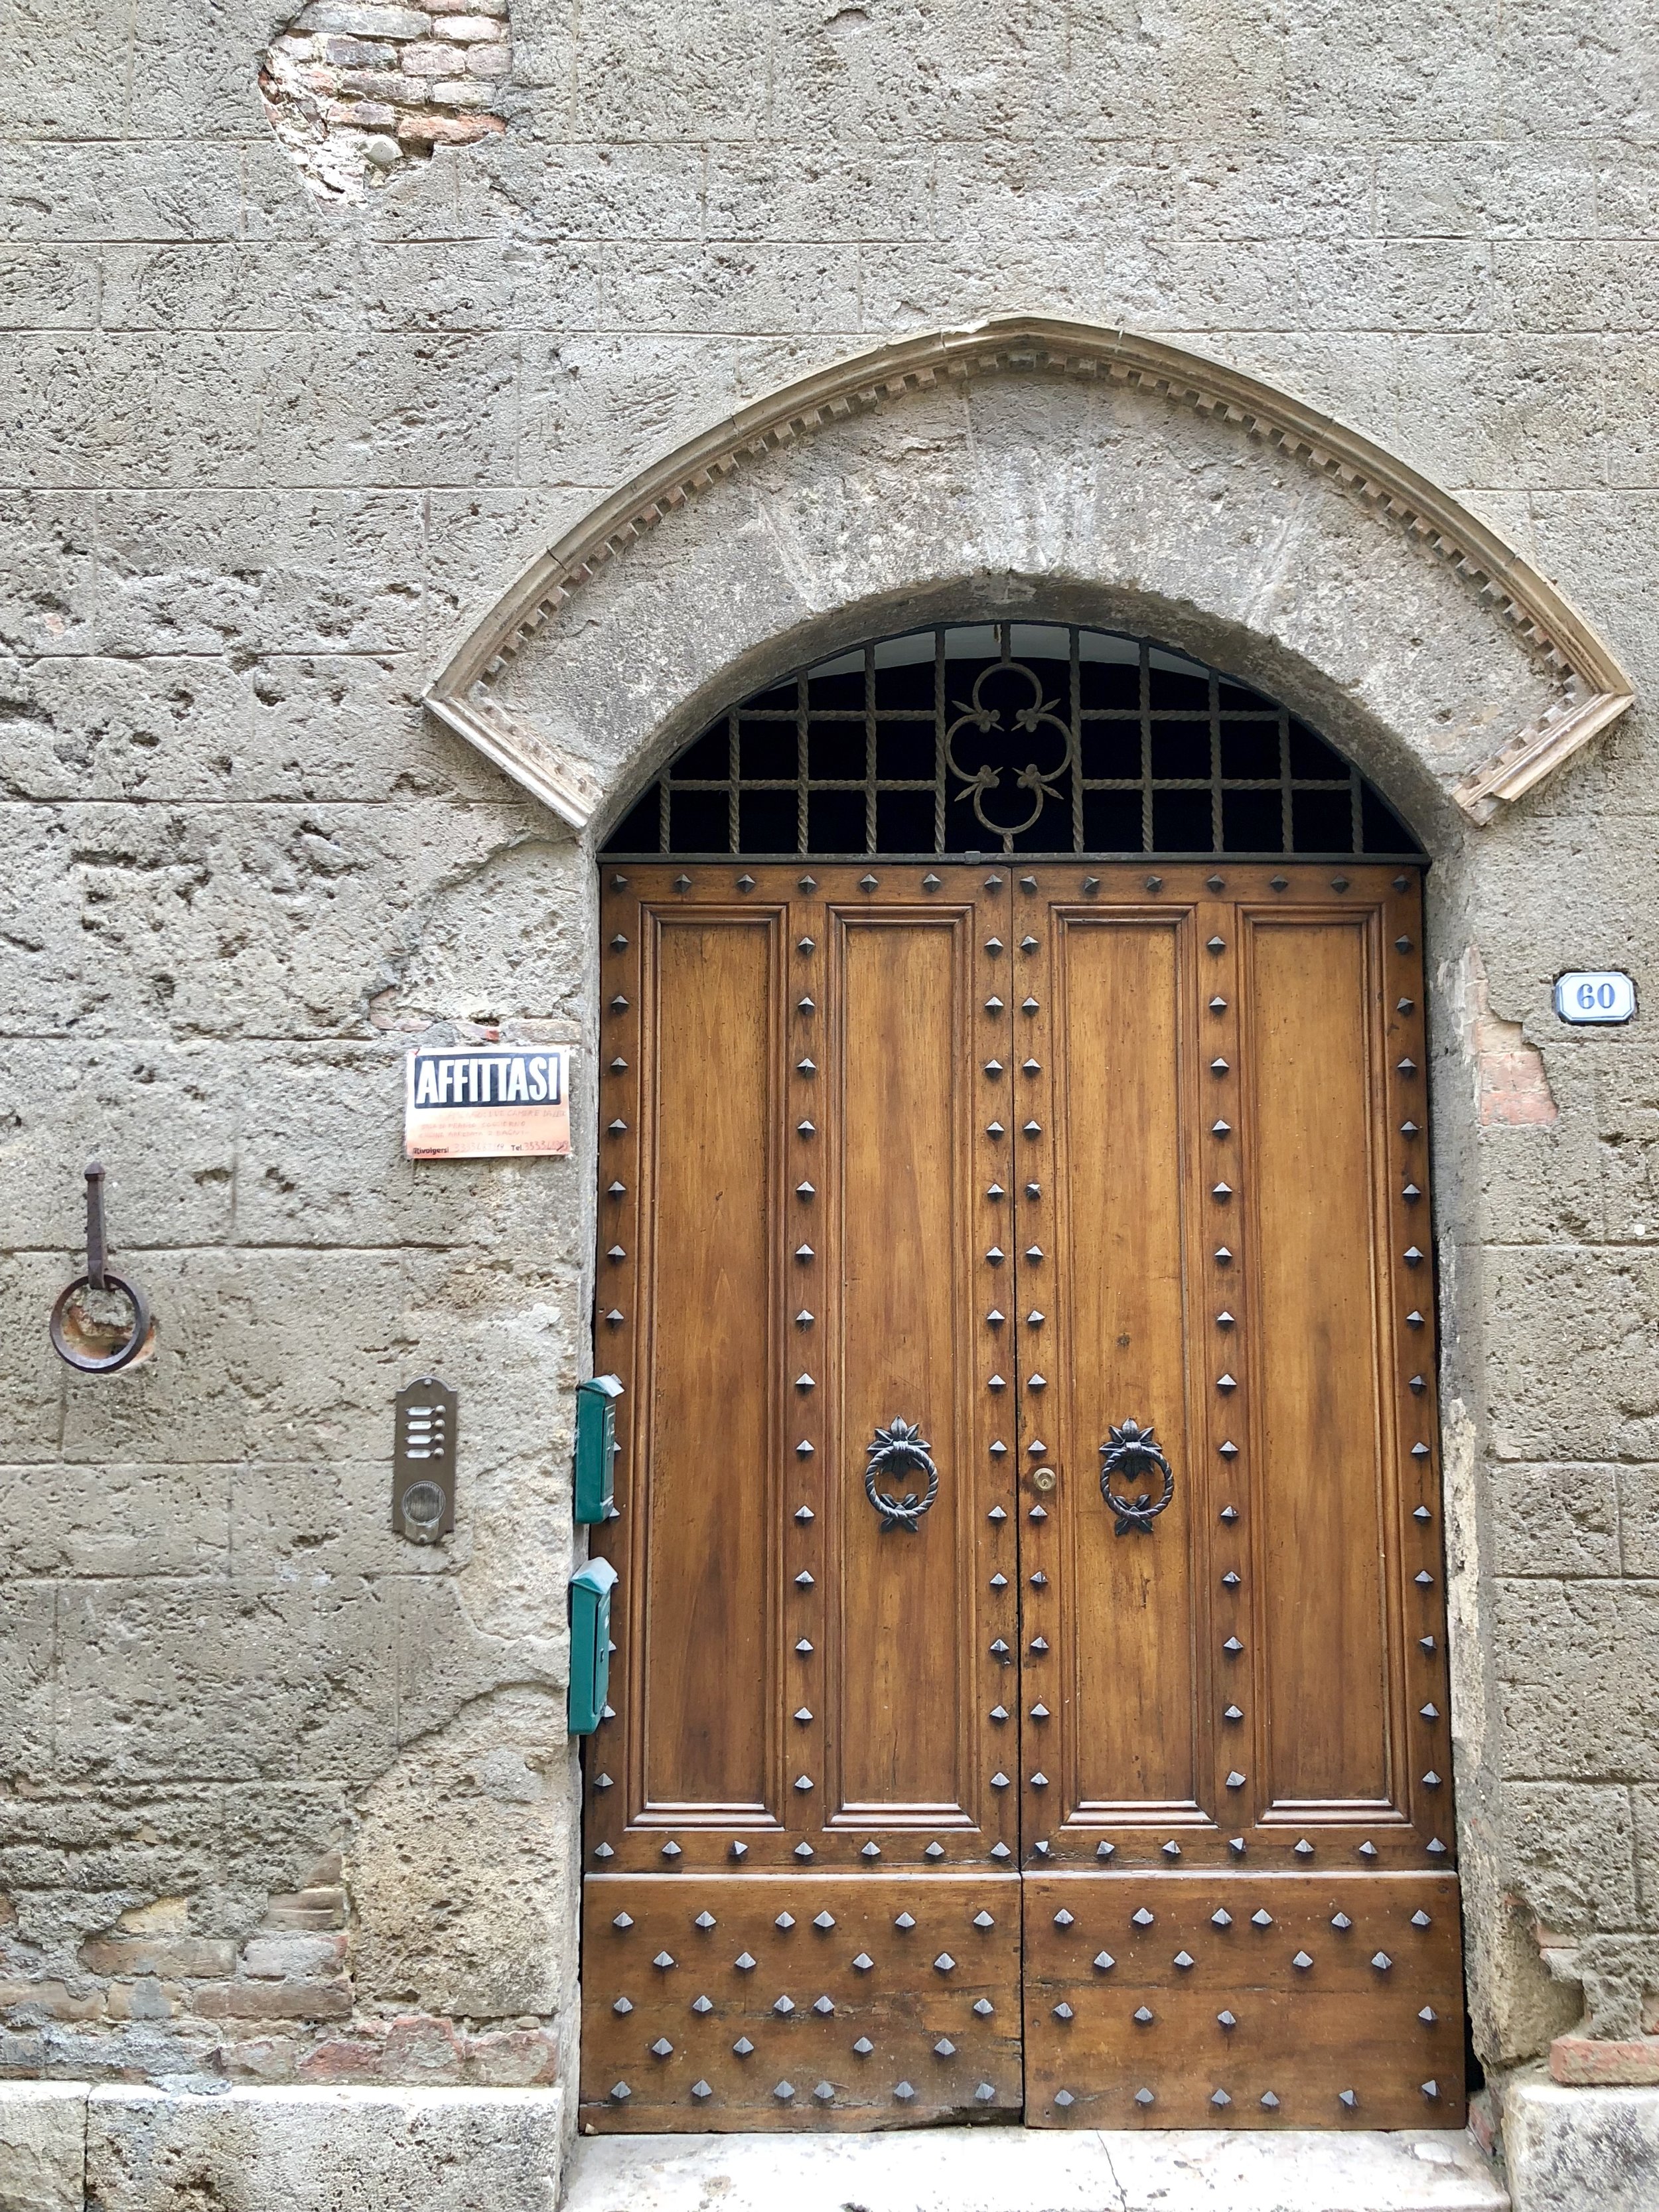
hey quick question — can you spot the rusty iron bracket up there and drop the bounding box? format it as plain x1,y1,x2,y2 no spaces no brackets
49,1161,155,1374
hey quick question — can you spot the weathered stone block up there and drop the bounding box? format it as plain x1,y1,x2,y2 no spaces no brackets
0,145,231,243
1495,1581,1659,1783
84,2084,563,2212
1388,334,1608,494
1502,1783,1639,1931
600,244,861,337
0,2081,86,2212
1488,1461,1621,1580
474,143,703,240
1501,2074,1659,2212
4,335,264,490
0,246,100,331
1485,1248,1659,1461
96,491,429,657
48,1578,401,1787
567,0,771,141
1376,144,1597,240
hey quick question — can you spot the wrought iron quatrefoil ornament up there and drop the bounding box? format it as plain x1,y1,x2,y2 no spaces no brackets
1099,1418,1175,1537
944,660,1076,844
864,1418,940,1534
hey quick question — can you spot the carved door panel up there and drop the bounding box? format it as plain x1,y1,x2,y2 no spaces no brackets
1013,865,1463,2130
581,863,1024,2130
581,858,1463,2135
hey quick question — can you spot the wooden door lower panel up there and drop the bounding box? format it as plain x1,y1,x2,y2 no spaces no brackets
581,1875,1023,2130
1021,1873,1464,2130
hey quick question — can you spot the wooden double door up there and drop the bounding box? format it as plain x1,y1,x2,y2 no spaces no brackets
581,861,1463,2132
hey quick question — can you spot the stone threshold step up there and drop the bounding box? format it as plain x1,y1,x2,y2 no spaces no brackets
565,2125,1508,2212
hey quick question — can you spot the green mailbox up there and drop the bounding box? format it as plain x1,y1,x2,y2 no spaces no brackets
574,1372,624,1524
569,1556,618,1736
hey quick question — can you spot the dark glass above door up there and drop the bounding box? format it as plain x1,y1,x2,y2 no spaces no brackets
602,623,1424,862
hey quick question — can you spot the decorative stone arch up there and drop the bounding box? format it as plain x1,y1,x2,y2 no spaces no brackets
424,315,1632,848
423,316,1634,2083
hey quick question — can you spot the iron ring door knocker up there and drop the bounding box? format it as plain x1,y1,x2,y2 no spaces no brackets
864,1418,940,1533
49,1162,155,1375
1100,1418,1175,1536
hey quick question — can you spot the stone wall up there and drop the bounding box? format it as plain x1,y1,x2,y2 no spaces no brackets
1,0,1658,2191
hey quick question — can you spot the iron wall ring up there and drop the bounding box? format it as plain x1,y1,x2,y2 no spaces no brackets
50,1272,153,1375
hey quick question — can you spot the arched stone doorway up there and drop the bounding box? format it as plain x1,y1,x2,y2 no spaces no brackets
418,318,1636,2140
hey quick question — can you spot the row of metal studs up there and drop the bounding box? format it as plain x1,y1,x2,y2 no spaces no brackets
1048,2081,1444,2112
611,2076,1003,2106
1391,883,1451,1854
589,875,636,1860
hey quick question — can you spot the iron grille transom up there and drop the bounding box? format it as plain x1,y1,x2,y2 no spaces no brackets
603,623,1423,861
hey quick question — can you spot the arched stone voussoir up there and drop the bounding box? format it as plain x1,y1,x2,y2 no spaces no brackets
423,317,1634,839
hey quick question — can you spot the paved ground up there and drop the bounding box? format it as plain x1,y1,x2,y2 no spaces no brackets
563,2124,1508,2212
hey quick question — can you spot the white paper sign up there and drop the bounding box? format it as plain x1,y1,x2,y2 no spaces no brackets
1553,972,1636,1025
405,1046,573,1159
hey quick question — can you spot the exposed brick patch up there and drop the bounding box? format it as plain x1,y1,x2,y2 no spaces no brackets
1467,945,1559,1128
259,0,510,204
80,1935,238,1978
295,2012,559,2085
1551,2032,1659,2085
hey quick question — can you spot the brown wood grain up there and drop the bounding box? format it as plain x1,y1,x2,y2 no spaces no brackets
587,861,1461,2132
834,909,976,1817
1021,1870,1465,2129
581,1874,1023,2130
1246,911,1393,1810
642,911,781,1816
1030,903,1203,1828
590,867,1016,1880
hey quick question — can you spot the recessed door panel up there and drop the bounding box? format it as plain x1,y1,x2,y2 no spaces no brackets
640,910,782,1822
1246,914,1396,1814
834,911,975,1820
1034,911,1204,1829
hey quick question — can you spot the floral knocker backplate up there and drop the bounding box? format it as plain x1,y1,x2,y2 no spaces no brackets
864,1417,940,1533
945,659,1076,842
1100,1418,1175,1536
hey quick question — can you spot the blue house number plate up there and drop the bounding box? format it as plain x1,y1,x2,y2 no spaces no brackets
1554,971,1636,1024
